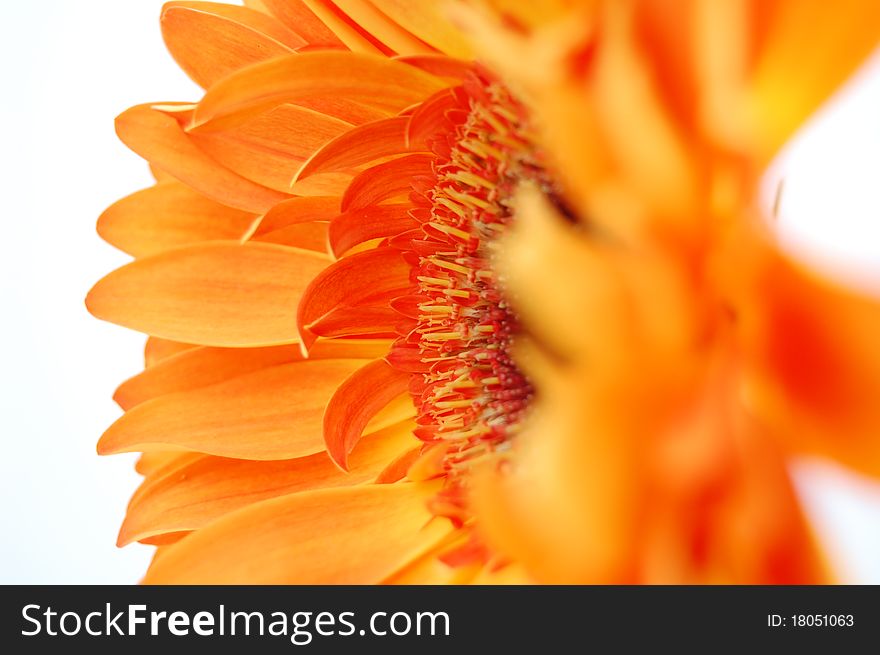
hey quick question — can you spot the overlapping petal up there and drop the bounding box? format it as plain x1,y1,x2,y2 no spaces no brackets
142,483,448,584
119,421,417,545
87,242,329,347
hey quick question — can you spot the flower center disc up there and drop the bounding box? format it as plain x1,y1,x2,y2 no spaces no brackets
389,75,539,510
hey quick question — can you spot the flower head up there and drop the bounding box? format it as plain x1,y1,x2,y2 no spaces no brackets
88,0,880,583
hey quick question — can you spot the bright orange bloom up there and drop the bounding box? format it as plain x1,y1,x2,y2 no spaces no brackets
87,0,880,584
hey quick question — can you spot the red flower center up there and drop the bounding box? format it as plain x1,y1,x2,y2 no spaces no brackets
388,74,542,507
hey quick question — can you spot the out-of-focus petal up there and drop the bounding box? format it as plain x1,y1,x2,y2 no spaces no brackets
741,245,880,477
745,0,880,162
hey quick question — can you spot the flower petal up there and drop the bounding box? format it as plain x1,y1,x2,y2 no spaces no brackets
300,0,387,54
116,104,289,213
394,55,475,82
116,339,389,410
98,359,365,460
745,0,880,162
324,359,412,469
743,247,880,477
192,51,448,131
256,0,345,47
333,0,437,55
250,221,330,251
86,242,329,347
341,153,434,212
144,338,197,367
135,451,200,477
297,247,413,349
161,1,304,89
251,196,341,237
307,306,402,339
329,203,417,257
369,0,474,58
97,181,257,258
405,87,467,147
119,421,417,545
142,482,448,583
188,104,352,192
294,116,415,182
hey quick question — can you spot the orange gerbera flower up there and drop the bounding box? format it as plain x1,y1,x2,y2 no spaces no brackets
87,0,880,584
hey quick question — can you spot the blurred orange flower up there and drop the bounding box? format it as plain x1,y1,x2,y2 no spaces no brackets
87,0,880,584
464,0,880,582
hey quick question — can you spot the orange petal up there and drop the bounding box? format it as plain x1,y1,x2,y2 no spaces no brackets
341,153,434,212
160,1,304,89
290,172,353,197
119,420,417,545
251,195,341,236
142,482,448,583
139,532,189,547
192,51,448,131
98,359,365,460
97,181,257,258
135,451,200,476
369,0,474,58
375,445,422,484
298,0,386,54
295,116,415,182
308,305,401,340
405,87,466,147
86,242,329,347
324,359,412,469
144,338,197,367
394,55,475,82
256,0,345,47
746,0,880,162
743,247,880,477
591,1,698,227
329,203,417,256
287,96,394,125
188,104,351,192
149,162,176,183
333,0,437,55
251,221,330,251
116,104,288,213
116,339,389,410
297,247,413,349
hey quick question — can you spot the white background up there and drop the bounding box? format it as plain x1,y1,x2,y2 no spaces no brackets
0,0,878,583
